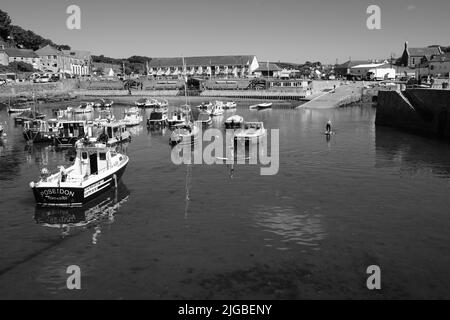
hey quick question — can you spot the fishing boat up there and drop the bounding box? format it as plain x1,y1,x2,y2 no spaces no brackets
29,142,129,207
123,109,143,127
225,115,244,129
234,122,267,142
98,122,131,146
210,103,224,116
169,123,200,146
54,120,94,147
23,119,57,143
167,110,187,127
249,102,273,110
147,111,168,127
197,112,212,126
73,102,94,114
14,110,46,124
224,101,237,109
93,109,115,126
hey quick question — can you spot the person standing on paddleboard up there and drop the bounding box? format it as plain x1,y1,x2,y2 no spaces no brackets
326,120,332,133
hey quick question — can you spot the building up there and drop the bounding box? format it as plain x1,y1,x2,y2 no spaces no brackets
418,53,450,77
35,45,90,75
400,42,442,68
92,62,122,77
335,60,390,79
0,46,41,69
254,62,282,77
148,55,259,79
350,61,395,80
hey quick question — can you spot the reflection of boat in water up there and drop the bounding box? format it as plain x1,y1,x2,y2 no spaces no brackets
34,184,130,240
30,142,129,207
249,102,272,110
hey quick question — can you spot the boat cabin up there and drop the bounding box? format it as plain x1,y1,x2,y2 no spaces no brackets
58,120,89,138
72,145,116,178
99,122,130,144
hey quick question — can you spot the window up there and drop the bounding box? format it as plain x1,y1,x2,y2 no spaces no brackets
99,153,106,161
82,152,88,160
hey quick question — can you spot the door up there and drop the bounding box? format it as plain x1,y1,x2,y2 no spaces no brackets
89,153,98,175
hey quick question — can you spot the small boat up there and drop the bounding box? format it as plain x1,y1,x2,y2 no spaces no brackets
93,109,115,126
7,106,32,113
210,104,224,116
54,120,94,147
234,122,267,142
197,112,212,126
249,102,273,110
23,119,57,143
14,110,46,124
29,142,129,207
169,123,200,146
93,99,113,108
98,122,131,146
167,110,187,127
123,109,143,127
73,102,94,114
197,102,213,111
147,111,168,127
224,101,237,109
153,105,169,114
135,98,150,108
178,104,191,114
225,115,244,129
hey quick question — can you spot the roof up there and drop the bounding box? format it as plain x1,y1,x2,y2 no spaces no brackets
429,53,450,63
255,62,282,72
351,63,389,69
4,48,37,58
148,55,256,68
35,45,61,56
408,47,442,57
62,49,91,60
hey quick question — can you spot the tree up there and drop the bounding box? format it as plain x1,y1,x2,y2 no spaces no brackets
0,9,11,40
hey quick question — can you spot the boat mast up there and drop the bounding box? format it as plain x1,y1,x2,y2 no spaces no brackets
182,55,188,106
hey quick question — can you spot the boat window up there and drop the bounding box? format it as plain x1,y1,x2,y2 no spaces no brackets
82,152,88,160
99,152,106,161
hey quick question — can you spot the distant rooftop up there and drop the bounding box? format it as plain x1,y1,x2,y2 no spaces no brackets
255,62,282,72
407,47,442,57
429,53,450,63
4,48,37,58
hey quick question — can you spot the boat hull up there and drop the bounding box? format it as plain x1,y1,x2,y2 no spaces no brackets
32,164,128,207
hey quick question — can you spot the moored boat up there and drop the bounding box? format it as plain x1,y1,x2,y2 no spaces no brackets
147,111,168,127
7,106,32,113
224,101,237,109
54,120,94,147
73,102,94,114
234,121,267,142
98,121,131,146
225,115,244,129
23,119,57,143
197,112,212,126
29,142,129,207
169,123,200,146
14,110,46,124
93,109,115,126
249,102,273,110
210,103,224,116
123,109,143,127
167,110,187,127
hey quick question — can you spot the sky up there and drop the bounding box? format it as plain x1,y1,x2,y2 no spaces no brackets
1,0,449,64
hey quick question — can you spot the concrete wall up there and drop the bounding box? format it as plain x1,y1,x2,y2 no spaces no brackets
376,89,450,139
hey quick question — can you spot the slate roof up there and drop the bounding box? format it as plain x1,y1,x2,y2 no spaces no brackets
4,48,38,58
408,47,442,57
148,55,256,68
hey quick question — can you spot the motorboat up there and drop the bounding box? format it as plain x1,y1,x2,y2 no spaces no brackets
210,103,224,116
197,112,212,127
93,99,113,108
98,121,132,146
73,102,94,114
29,142,129,207
178,104,191,114
123,109,143,127
225,115,244,129
234,122,267,142
147,111,168,127
169,123,200,146
224,101,237,109
93,109,115,126
7,106,32,113
167,110,187,127
135,98,150,108
249,102,273,110
23,119,57,143
54,120,94,147
197,102,213,112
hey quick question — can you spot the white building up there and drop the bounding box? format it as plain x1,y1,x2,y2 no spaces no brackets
350,61,395,80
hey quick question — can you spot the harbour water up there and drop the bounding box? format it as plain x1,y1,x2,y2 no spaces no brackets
1,99,450,299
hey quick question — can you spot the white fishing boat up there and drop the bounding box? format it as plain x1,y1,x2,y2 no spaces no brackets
29,142,129,207
249,102,273,110
93,109,115,126
197,102,213,111
73,102,94,114
224,101,237,109
98,121,131,146
147,111,168,127
167,110,188,126
234,122,267,142
169,123,200,146
225,115,244,129
135,98,150,108
123,109,143,127
210,103,224,116
54,120,94,147
197,112,212,126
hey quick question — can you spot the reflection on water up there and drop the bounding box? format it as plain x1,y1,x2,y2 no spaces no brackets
250,205,326,250
34,184,130,244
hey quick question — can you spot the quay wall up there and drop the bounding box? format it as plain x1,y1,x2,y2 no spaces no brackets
0,80,78,98
376,89,450,139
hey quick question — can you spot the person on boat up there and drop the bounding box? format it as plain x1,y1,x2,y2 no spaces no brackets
326,120,332,133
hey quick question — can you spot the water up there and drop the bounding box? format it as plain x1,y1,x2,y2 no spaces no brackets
1,98,450,299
